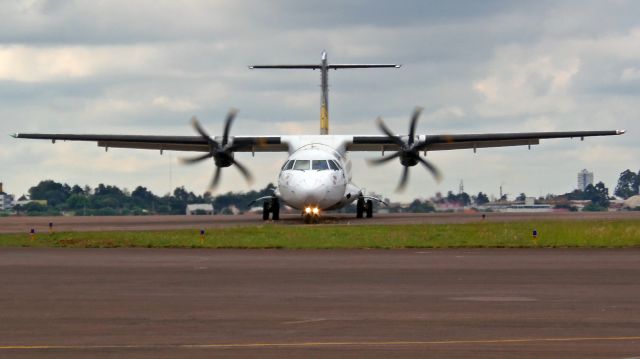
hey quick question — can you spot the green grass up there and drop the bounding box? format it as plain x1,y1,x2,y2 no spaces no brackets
1,220,639,249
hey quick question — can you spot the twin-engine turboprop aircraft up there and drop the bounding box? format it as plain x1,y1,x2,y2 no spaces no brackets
13,51,625,223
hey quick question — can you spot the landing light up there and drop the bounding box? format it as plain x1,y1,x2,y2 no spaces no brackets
305,207,312,214
312,207,319,214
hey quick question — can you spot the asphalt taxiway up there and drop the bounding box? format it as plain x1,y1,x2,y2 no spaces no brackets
0,248,638,358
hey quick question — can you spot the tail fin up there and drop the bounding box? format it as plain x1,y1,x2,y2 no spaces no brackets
249,51,401,135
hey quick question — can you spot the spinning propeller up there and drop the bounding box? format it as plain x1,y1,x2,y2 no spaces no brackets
181,109,253,190
368,107,442,192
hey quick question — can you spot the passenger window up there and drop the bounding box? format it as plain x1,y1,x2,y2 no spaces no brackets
312,160,329,171
284,160,295,170
293,160,310,170
328,160,339,171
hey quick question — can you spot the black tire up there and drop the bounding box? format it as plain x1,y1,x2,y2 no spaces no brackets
272,198,280,220
366,199,373,218
262,202,270,221
356,198,364,218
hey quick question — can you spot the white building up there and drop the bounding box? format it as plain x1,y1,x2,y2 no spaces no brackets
186,204,214,215
577,169,594,191
0,183,14,211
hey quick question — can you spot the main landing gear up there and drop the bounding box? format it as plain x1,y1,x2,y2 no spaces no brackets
356,197,373,219
262,197,280,221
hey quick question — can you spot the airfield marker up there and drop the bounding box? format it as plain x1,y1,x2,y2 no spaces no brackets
532,229,538,245
48,222,53,234
200,229,205,245
30,229,35,242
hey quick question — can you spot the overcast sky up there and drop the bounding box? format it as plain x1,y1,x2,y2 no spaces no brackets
1,0,638,202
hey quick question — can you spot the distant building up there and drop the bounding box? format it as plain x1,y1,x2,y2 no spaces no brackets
482,197,553,213
623,195,640,210
0,183,14,211
186,204,214,215
577,169,594,191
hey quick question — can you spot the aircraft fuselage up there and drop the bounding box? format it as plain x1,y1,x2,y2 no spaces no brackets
276,143,359,212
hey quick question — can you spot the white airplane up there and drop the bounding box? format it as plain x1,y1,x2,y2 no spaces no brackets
13,51,625,223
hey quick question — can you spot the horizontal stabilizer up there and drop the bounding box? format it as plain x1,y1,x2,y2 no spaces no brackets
249,65,320,69
329,64,401,69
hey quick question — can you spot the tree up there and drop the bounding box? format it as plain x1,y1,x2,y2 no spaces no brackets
445,191,470,206
516,193,527,201
71,185,85,195
584,182,610,208
475,192,489,205
28,180,71,207
408,199,435,213
614,169,638,199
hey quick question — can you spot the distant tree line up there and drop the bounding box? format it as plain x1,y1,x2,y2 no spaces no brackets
15,180,276,216
10,169,639,216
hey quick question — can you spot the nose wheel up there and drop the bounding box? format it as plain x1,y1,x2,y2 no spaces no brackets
356,198,374,219
262,198,280,221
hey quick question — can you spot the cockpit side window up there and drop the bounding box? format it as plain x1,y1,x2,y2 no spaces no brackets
312,160,329,171
293,160,310,170
284,160,295,170
330,160,343,170
328,160,339,171
281,161,289,170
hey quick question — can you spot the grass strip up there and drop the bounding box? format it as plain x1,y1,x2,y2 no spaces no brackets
0,220,639,249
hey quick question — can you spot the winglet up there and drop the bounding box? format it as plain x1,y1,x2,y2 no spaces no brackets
10,133,18,138
617,129,626,135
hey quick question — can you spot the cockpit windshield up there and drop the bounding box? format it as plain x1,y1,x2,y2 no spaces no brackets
312,160,329,171
284,160,295,170
328,160,339,171
284,159,340,171
293,160,310,170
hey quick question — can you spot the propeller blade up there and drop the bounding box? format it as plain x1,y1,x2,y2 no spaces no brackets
408,107,423,145
180,152,213,164
209,166,222,190
367,151,401,165
376,117,405,147
397,165,410,192
230,158,254,184
417,156,443,183
191,116,210,140
222,108,238,146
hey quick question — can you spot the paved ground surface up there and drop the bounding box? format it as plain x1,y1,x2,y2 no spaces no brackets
2,211,639,233
0,248,638,358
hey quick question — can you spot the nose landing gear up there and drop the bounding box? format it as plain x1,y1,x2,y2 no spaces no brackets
303,206,320,224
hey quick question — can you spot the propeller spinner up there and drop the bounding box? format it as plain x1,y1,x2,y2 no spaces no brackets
181,109,253,190
368,107,442,192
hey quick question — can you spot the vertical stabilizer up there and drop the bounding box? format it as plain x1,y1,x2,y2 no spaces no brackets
249,52,400,135
319,50,329,135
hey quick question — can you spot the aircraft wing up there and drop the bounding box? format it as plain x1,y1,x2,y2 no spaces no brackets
11,133,288,152
347,130,626,152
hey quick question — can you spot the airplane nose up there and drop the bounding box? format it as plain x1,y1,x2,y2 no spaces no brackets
300,178,324,204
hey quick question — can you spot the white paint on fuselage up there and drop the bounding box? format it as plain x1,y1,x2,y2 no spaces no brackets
277,141,358,211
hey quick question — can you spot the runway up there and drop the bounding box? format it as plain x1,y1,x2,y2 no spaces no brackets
2,211,639,233
1,248,639,358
